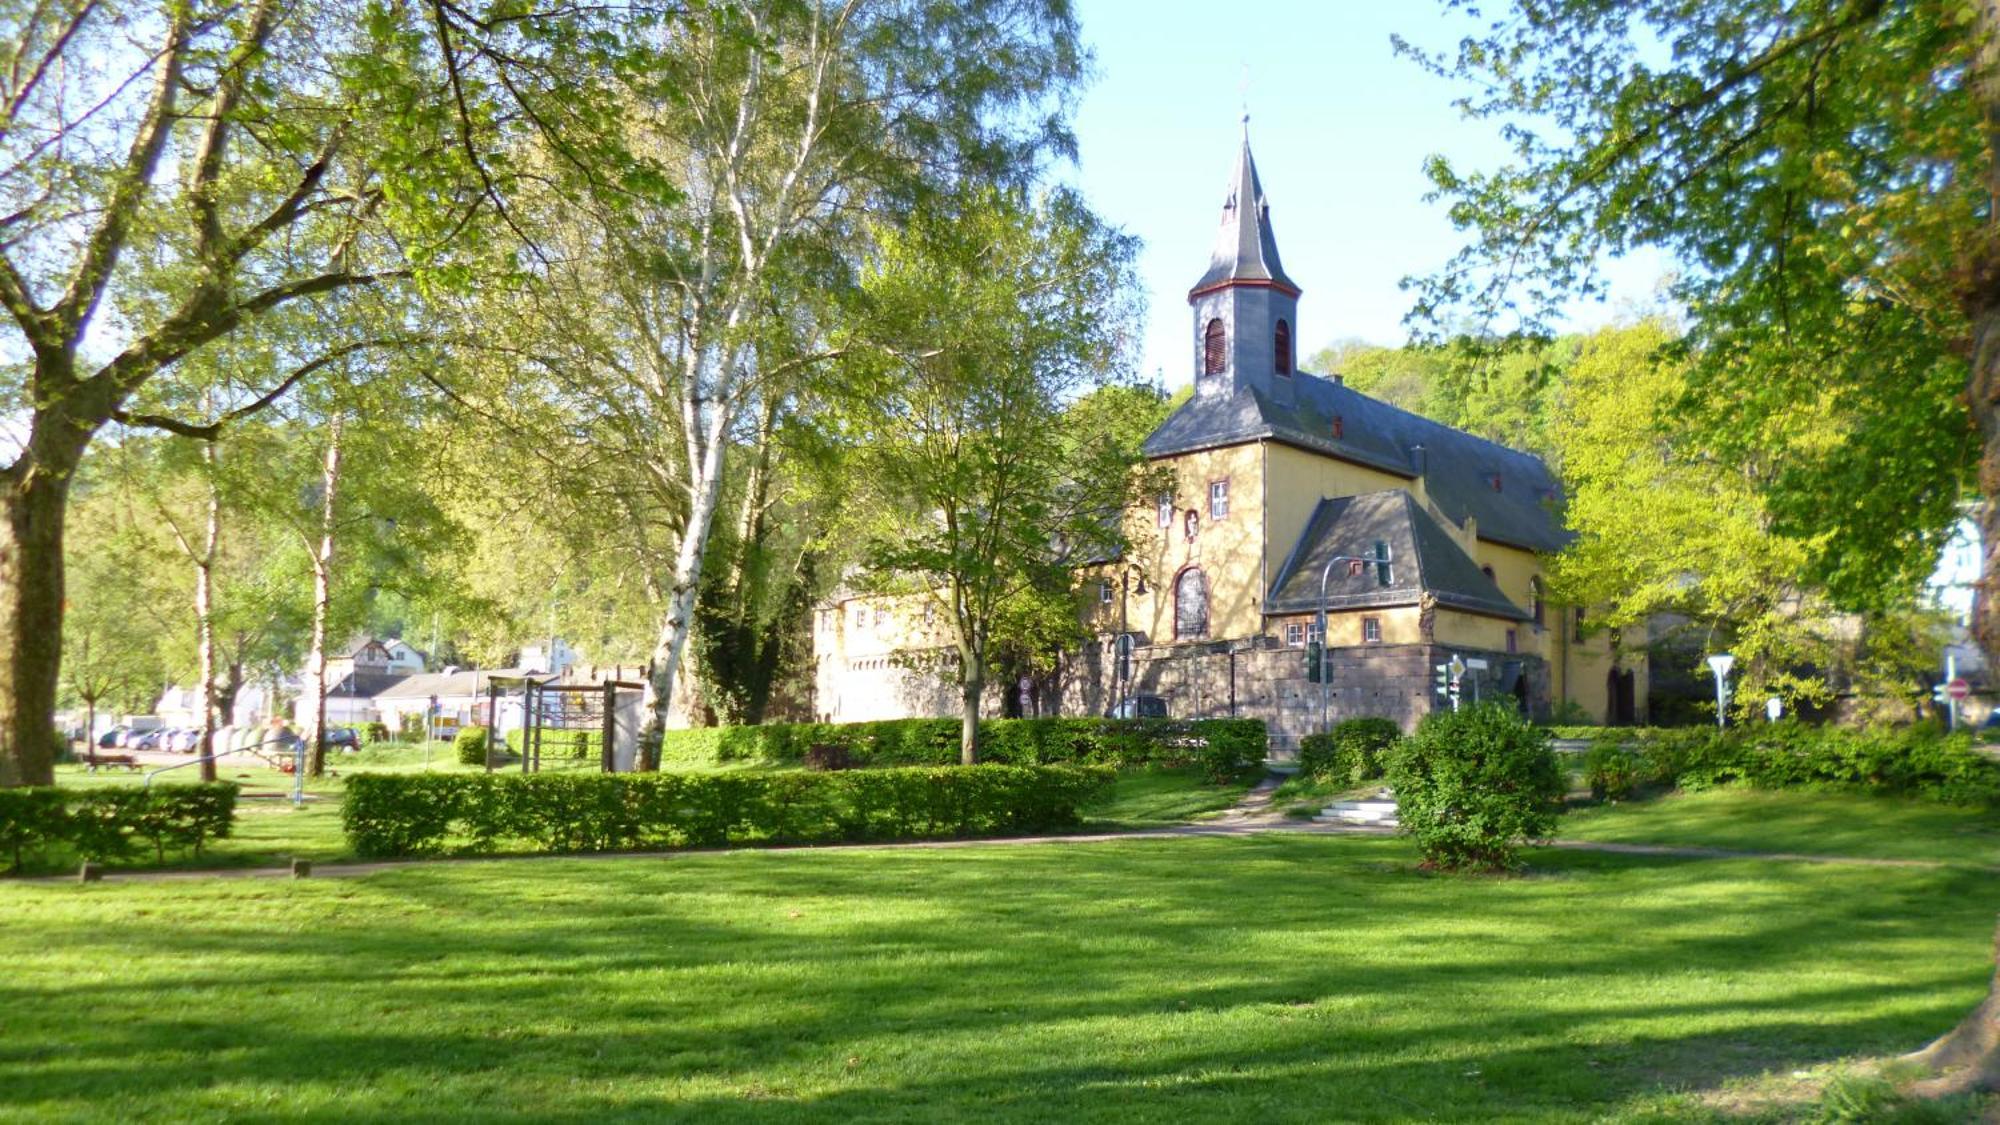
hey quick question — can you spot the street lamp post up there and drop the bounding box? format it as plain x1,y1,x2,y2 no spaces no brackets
1316,550,1388,735
1706,653,1735,729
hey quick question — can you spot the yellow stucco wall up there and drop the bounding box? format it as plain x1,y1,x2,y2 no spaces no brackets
1262,443,1415,582
1122,442,1267,644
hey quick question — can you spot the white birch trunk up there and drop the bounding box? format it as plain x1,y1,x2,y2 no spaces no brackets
303,420,343,776
194,448,221,782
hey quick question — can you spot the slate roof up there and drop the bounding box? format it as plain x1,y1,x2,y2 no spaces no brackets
1142,370,1571,553
1265,491,1530,620
1189,126,1299,297
324,671,410,700
374,668,535,701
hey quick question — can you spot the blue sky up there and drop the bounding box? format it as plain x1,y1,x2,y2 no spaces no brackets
1063,0,1672,389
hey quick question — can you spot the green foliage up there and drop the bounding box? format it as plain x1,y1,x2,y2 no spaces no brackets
1387,704,1565,872
0,784,237,872
454,726,491,767
1405,3,1978,615
1574,722,2000,806
1300,718,1404,785
658,717,1265,778
340,765,1117,857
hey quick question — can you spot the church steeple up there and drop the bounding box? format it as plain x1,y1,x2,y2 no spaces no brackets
1189,122,1301,403
1190,121,1299,299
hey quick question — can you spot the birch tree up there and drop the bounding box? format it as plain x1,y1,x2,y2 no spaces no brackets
485,0,1087,747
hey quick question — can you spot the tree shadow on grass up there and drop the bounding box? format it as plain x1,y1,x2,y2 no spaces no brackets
1,835,1994,1121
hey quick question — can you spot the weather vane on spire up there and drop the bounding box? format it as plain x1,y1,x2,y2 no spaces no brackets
1239,62,1251,129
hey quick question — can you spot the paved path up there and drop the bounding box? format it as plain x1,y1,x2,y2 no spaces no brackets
11,775,1998,886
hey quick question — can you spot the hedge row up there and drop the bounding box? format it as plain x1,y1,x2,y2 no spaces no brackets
658,717,1264,781
1298,718,1402,785
341,764,1118,857
1582,722,2000,805
0,783,237,872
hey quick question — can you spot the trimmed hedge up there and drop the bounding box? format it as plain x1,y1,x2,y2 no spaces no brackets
1299,717,1402,785
659,716,1265,781
341,765,1117,858
454,726,490,767
504,728,602,761
1579,722,2000,805
0,783,237,872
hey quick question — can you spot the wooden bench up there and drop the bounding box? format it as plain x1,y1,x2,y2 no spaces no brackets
87,754,140,772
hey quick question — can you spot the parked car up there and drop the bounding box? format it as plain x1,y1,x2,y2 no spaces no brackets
170,728,200,753
1106,695,1169,720
97,726,129,749
327,727,360,751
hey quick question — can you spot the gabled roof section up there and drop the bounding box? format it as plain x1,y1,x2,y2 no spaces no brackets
1141,369,1571,553
1264,491,1530,621
1188,125,1299,298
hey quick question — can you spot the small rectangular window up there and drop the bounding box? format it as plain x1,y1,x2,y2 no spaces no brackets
1284,623,1303,647
875,608,889,628
1306,621,1323,645
1209,479,1229,519
853,606,867,629
1362,617,1382,644
1099,580,1114,605
1506,628,1518,654
1157,495,1173,529
1573,606,1585,643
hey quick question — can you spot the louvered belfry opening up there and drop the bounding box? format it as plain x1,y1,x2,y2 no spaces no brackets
1275,320,1291,374
1203,318,1226,375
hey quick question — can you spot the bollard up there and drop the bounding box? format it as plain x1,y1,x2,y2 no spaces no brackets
78,862,102,884
290,859,312,879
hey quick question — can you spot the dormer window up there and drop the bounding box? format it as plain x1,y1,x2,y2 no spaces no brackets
1331,415,1344,439
1274,320,1292,375
1488,473,1503,492
1203,319,1226,376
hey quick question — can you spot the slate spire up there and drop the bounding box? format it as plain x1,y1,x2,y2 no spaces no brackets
1189,119,1299,299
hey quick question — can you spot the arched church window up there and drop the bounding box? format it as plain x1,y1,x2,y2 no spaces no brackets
1203,318,1226,376
1275,320,1292,375
1174,568,1209,639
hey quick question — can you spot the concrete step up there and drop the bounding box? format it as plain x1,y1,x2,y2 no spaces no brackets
1315,793,1400,828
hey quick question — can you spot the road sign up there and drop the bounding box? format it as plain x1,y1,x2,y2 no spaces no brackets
1948,678,1972,700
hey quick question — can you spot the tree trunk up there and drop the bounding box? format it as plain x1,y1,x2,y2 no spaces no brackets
644,423,728,755
83,696,96,771
194,452,221,782
1908,916,2000,1097
959,643,983,766
0,445,79,788
303,422,342,777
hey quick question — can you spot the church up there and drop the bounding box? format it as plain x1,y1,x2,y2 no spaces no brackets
814,132,1645,748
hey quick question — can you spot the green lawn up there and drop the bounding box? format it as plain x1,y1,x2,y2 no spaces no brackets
1081,765,1258,828
1563,787,2000,868
1,834,1993,1121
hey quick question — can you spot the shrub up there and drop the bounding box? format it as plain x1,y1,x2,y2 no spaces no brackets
0,783,237,873
1582,733,1647,801
340,764,1118,858
361,721,391,746
454,726,490,767
1387,703,1565,872
1299,718,1401,786
803,744,854,771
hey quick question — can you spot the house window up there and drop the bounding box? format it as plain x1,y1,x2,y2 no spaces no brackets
1209,479,1229,519
1530,578,1545,630
1362,617,1382,644
853,606,867,629
1275,320,1292,375
1573,605,1585,643
1506,628,1518,654
1372,540,1392,586
1173,568,1209,639
874,608,890,628
1285,623,1303,647
1203,318,1226,375
1307,621,1323,644
1099,580,1114,605
1157,494,1173,529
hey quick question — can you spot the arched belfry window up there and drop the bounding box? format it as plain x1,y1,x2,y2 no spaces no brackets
1275,320,1292,375
1203,318,1226,376
1174,568,1209,639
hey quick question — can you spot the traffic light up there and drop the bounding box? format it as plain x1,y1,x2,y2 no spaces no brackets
1306,641,1324,683
1433,662,1450,696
